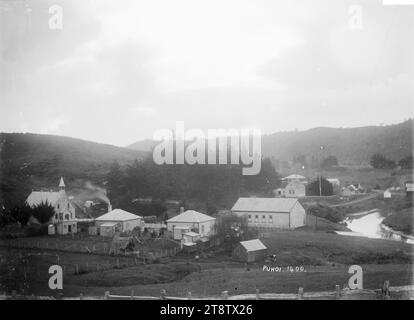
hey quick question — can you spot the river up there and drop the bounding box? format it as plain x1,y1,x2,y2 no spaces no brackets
336,209,414,244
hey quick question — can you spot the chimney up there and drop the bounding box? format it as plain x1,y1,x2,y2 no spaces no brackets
180,207,185,213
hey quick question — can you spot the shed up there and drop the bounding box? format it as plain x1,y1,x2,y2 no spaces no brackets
99,222,120,237
232,239,268,263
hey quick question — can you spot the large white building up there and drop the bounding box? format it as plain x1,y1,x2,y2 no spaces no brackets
231,197,306,229
95,209,143,236
167,210,216,240
26,177,78,235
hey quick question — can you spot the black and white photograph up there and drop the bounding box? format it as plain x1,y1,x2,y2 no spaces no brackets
0,0,413,304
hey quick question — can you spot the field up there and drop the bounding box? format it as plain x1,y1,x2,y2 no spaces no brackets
1,230,413,298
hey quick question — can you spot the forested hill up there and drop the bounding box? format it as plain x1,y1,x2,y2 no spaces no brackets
128,120,413,166
261,120,413,166
0,133,147,207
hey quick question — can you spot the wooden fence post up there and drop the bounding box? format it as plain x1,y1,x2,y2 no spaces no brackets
221,291,229,300
383,280,390,299
298,287,304,300
188,292,192,300
79,293,83,300
104,291,110,300
130,290,134,300
255,289,260,300
335,285,341,299
161,289,166,300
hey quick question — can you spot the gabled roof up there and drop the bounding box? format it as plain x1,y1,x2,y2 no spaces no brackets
231,197,299,213
239,239,267,252
96,209,142,221
26,191,62,207
167,210,215,223
282,174,306,181
183,231,200,237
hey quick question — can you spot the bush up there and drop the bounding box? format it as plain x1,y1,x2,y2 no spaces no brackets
25,224,48,237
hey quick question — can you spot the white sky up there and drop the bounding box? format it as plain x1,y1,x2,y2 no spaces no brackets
0,0,413,146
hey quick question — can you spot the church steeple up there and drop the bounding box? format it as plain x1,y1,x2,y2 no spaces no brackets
59,177,65,191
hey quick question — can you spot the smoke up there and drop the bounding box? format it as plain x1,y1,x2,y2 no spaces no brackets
84,181,111,205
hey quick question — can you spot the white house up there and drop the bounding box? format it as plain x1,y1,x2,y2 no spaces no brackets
231,197,306,229
26,177,77,235
95,209,143,236
281,174,307,183
274,181,306,198
167,210,216,240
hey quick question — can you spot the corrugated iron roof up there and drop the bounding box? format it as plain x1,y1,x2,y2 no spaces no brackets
26,191,62,207
167,210,215,223
231,197,298,213
239,239,267,252
96,209,142,221
282,174,306,180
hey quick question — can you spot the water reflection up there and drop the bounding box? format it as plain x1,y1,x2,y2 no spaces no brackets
336,210,414,244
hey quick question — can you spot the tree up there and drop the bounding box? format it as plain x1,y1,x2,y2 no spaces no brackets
370,154,397,169
213,213,257,251
321,155,338,168
306,176,333,196
9,202,32,227
31,201,55,224
399,155,413,170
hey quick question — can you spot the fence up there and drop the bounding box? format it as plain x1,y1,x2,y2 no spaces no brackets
2,283,413,300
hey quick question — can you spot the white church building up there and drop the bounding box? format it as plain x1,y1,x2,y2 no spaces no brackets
26,177,78,235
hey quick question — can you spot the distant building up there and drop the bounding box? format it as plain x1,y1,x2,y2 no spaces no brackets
167,209,216,240
341,184,365,197
95,209,143,236
274,181,306,198
26,177,78,235
327,178,340,187
405,181,414,196
384,189,392,199
232,239,268,263
281,174,307,183
231,197,306,229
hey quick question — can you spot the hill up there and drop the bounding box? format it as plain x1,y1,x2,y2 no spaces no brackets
0,133,147,207
128,120,413,167
262,120,413,167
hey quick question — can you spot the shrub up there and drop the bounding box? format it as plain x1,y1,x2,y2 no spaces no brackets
25,224,48,237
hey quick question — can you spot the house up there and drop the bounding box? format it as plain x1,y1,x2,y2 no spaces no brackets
384,189,392,199
26,177,78,235
95,209,143,236
167,209,216,240
341,184,365,197
405,181,414,196
274,181,306,198
231,197,306,229
232,239,268,263
327,178,340,187
281,174,307,183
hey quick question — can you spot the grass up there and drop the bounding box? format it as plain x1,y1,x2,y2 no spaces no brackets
1,229,413,298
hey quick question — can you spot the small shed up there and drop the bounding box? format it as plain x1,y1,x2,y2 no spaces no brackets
232,239,268,263
100,222,120,237
183,231,200,244
173,225,191,240
384,189,392,199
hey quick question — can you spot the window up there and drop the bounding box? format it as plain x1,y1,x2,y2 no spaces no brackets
269,215,273,223
248,214,252,222
201,225,205,233
255,215,259,223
